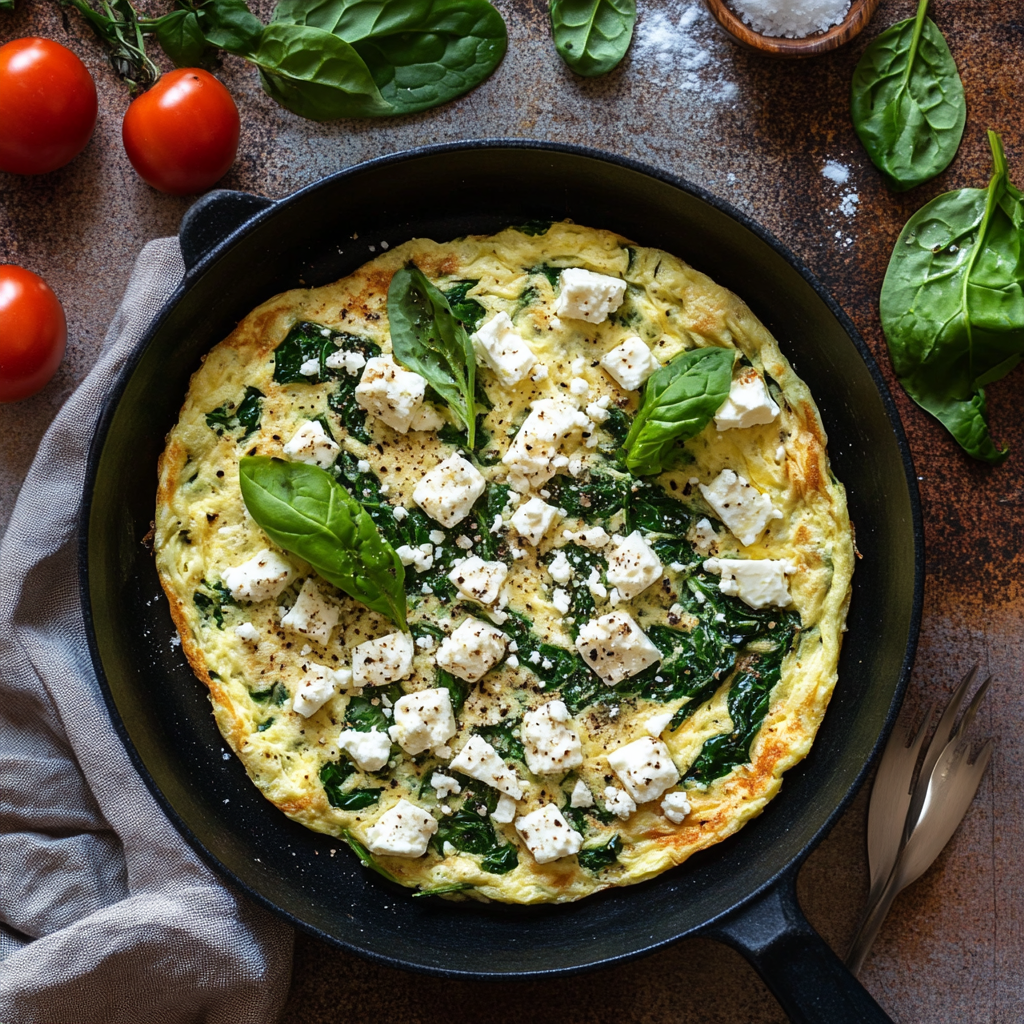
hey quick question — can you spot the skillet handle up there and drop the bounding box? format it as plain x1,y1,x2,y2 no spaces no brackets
704,872,894,1024
179,189,274,272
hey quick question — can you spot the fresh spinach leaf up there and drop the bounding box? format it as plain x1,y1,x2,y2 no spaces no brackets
442,280,487,332
239,456,408,628
623,347,733,475
577,833,621,872
320,761,383,809
549,0,635,77
250,680,289,704
195,0,264,54
880,130,1024,463
388,263,477,444
851,0,965,192
205,386,265,440
342,828,401,882
155,9,214,66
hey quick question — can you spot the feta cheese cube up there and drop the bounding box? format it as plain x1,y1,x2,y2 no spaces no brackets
352,632,415,688
606,530,663,599
515,804,584,864
354,354,427,433
282,419,340,469
563,526,610,549
502,399,590,493
703,557,793,610
447,556,508,605
280,577,339,644
690,517,718,555
644,709,675,737
337,728,392,772
449,734,525,799
575,612,662,685
324,349,366,374
491,794,518,824
435,617,508,683
412,454,486,528
292,661,342,717
555,268,626,324
222,549,295,603
522,700,583,775
699,469,782,546
714,368,780,431
509,496,562,545
364,798,437,858
570,779,594,808
235,622,260,642
388,687,457,755
607,737,680,804
603,786,637,820
471,311,537,386
409,403,445,432
600,336,660,391
661,790,692,824
431,772,461,798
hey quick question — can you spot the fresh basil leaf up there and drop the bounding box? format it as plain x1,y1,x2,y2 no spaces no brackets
270,0,507,115
851,0,965,192
387,263,477,444
622,347,734,476
549,0,635,77
238,456,408,628
253,22,392,120
197,0,265,54
880,130,1024,464
155,9,214,66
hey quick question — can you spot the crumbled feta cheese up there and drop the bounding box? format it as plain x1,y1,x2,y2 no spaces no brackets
282,419,340,469
585,401,609,423
563,526,610,549
365,799,437,858
324,349,366,375
431,772,461,798
699,469,782,546
415,634,435,651
522,700,583,774
394,543,433,572
298,357,320,377
409,403,445,432
644,709,675,737
552,588,571,615
280,577,339,644
502,399,590,493
515,804,584,864
555,268,626,324
412,454,487,528
352,632,415,688
703,557,793,609
509,496,562,545
428,529,446,545
661,790,692,824
600,336,660,391
569,376,590,396
388,687,457,755
222,550,294,603
531,364,549,382
471,311,537,386
570,779,594,808
528,651,542,665
448,556,508,605
548,549,574,583
506,653,520,668
606,531,663,599
491,794,518,824
714,368,780,431
357,459,371,474
571,356,587,374
292,661,342,717
575,612,662,685
603,786,637,820
586,566,608,600
436,617,508,682
455,535,473,550
450,735,525,799
392,506,409,522
354,354,428,432
690,517,718,555
607,737,680,804
235,622,260,642
337,728,391,772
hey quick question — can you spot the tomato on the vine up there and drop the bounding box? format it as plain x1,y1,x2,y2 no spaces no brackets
122,69,240,196
0,37,98,176
0,266,67,403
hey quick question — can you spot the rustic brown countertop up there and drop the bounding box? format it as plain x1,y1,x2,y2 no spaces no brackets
1,0,1021,1019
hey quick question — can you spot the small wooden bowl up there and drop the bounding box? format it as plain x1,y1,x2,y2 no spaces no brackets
703,0,882,57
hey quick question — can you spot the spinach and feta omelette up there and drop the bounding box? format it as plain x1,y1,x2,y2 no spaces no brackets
154,222,853,903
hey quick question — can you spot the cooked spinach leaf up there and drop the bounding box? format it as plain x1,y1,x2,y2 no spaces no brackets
529,263,562,287
549,0,635,77
470,482,510,561
544,468,630,523
205,386,264,440
516,220,552,237
320,760,383,809
345,695,393,733
239,456,408,628
546,543,604,632
326,333,381,442
480,843,519,874
880,130,1024,463
474,722,524,763
435,667,469,715
626,477,695,536
273,321,336,384
413,883,475,897
342,828,401,883
851,0,965,192
442,280,488,332
577,833,621,872
193,580,233,628
250,681,289,705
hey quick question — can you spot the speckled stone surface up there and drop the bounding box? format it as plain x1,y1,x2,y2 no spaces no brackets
1,0,1022,1020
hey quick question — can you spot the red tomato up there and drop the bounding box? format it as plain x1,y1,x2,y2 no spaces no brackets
122,69,240,196
0,37,98,176
0,266,67,403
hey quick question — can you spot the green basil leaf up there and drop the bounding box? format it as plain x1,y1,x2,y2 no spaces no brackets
155,10,214,66
253,22,391,120
880,129,1024,463
387,263,477,445
197,0,265,54
270,0,507,115
622,347,734,476
238,455,408,628
549,0,635,77
850,0,965,192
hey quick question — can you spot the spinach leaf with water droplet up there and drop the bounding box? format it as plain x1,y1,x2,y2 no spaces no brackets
549,0,635,77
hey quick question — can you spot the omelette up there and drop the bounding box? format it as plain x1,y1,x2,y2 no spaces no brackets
154,222,853,903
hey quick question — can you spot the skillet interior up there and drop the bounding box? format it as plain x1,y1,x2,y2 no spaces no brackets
82,142,920,977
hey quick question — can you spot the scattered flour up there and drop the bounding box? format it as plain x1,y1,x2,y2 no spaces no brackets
838,192,859,217
728,0,851,38
821,157,858,247
821,160,850,185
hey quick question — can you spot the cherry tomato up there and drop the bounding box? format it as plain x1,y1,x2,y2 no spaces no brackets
0,37,98,176
0,265,67,403
122,69,240,196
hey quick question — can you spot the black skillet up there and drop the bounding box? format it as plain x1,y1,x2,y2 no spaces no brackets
80,141,923,1024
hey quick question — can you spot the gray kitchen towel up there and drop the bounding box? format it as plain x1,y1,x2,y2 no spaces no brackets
0,238,294,1023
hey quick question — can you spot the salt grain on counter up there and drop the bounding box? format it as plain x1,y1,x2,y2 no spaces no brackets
729,0,850,38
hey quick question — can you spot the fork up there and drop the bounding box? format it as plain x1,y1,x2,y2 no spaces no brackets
846,666,994,975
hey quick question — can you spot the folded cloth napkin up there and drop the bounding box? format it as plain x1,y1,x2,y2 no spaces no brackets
0,239,294,1024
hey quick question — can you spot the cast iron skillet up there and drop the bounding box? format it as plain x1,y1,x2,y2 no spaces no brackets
80,141,922,1024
